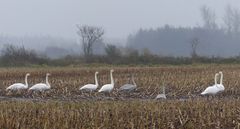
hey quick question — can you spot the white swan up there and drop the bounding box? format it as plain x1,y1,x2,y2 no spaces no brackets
155,85,167,99
118,75,137,92
6,73,30,91
98,69,114,93
201,72,222,95
79,71,99,91
29,73,51,91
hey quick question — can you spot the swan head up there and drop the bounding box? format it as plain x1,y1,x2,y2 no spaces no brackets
46,73,51,76
95,71,99,75
219,71,223,74
110,69,114,73
26,73,30,76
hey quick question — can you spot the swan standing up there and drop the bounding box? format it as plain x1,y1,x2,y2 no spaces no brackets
79,71,99,91
6,73,30,91
98,69,114,93
118,74,137,92
201,72,222,95
29,73,51,91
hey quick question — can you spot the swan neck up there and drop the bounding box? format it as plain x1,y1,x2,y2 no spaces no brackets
46,75,50,87
95,73,98,86
214,73,218,85
25,74,28,87
110,71,114,84
132,76,136,86
162,86,165,94
220,73,223,85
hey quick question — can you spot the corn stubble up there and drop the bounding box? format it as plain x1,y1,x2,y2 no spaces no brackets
0,65,240,128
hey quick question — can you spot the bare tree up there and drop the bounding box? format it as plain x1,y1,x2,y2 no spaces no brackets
200,5,217,29
190,38,200,59
223,5,240,35
76,25,104,60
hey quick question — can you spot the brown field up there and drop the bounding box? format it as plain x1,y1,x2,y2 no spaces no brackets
0,64,240,128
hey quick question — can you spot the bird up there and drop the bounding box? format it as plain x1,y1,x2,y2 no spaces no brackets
118,74,137,92
79,71,99,91
201,72,222,95
6,73,30,91
29,73,51,91
98,69,114,93
155,84,167,99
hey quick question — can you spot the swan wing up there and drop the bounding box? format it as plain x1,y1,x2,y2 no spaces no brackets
119,84,136,91
201,85,220,95
6,83,26,90
29,83,48,91
98,84,113,92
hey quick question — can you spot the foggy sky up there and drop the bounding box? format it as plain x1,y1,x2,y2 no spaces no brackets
0,0,240,41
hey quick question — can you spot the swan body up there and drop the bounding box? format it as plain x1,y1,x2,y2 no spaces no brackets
29,73,51,91
119,75,137,92
155,85,166,99
6,73,30,91
98,70,114,93
201,72,224,95
80,72,99,91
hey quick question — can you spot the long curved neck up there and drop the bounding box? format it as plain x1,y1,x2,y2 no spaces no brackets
214,73,218,85
220,73,223,85
110,71,114,85
132,76,136,86
46,75,50,87
95,73,98,86
25,75,28,87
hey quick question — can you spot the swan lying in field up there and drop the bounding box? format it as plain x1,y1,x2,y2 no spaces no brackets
98,69,114,93
118,74,137,92
29,73,51,91
155,85,167,99
79,71,99,91
6,73,30,91
201,71,224,95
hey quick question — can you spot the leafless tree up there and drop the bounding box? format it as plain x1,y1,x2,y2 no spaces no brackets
76,25,104,60
190,37,200,59
200,5,217,29
223,5,240,35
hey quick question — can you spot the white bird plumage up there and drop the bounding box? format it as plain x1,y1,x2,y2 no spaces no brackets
6,73,30,91
98,69,114,93
29,73,51,91
79,71,99,91
118,75,137,92
201,71,224,95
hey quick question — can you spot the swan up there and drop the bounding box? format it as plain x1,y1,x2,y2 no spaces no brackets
6,73,30,91
98,69,114,93
29,73,51,91
155,85,167,99
79,71,99,91
201,73,222,95
118,74,137,92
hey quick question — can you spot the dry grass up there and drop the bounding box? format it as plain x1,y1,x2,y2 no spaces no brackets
0,64,240,128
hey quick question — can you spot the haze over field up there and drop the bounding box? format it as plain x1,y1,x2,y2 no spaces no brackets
1,0,240,57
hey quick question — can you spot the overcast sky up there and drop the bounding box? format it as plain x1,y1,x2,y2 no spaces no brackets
0,0,240,41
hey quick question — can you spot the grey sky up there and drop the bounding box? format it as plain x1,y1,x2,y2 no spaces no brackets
0,0,240,41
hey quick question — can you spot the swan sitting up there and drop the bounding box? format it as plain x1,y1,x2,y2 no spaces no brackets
6,73,30,91
98,69,114,93
201,72,223,95
79,71,99,91
155,85,167,99
29,73,51,91
118,74,137,92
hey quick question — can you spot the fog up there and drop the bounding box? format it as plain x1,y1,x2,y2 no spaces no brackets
0,0,240,57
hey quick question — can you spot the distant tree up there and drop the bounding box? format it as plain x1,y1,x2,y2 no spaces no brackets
105,44,121,58
200,5,217,29
76,25,104,61
223,5,240,35
189,38,200,59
